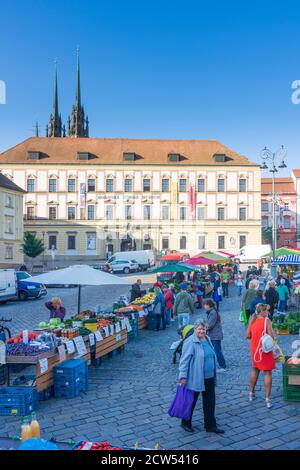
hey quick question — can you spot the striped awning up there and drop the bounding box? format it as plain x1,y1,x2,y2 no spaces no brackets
272,255,300,266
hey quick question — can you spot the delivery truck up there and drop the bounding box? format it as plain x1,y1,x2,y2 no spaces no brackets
234,244,271,264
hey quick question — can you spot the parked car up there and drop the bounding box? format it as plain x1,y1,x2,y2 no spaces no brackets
107,250,155,270
16,271,47,301
107,260,140,274
0,269,17,304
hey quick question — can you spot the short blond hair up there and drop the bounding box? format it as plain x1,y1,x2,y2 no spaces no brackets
51,297,62,305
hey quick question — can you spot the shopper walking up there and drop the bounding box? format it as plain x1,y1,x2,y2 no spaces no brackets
246,304,275,408
276,278,290,312
250,289,266,315
220,269,230,298
163,285,174,326
213,275,222,311
235,275,244,296
193,274,204,309
152,286,166,331
242,281,257,322
178,319,224,434
204,299,226,372
173,283,195,326
265,280,279,320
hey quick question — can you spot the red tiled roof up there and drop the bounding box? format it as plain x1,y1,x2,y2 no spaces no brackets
261,177,296,194
0,137,258,166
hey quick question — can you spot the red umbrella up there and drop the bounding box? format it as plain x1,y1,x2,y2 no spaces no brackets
185,256,219,266
216,250,235,258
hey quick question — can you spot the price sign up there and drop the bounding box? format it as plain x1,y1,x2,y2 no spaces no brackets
39,358,48,374
73,336,87,356
66,340,75,355
115,322,121,333
116,333,121,343
58,344,66,363
103,327,109,337
23,330,29,345
124,318,132,333
95,331,103,342
121,319,126,330
109,324,115,336
89,333,95,347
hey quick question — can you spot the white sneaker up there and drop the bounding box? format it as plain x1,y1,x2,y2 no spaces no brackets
217,368,227,373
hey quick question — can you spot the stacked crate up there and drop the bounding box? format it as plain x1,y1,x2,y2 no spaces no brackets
0,387,37,416
54,359,88,398
282,357,300,402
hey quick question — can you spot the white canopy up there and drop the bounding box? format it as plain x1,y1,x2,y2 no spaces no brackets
31,264,132,286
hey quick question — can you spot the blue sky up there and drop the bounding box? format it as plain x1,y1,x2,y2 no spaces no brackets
0,0,300,173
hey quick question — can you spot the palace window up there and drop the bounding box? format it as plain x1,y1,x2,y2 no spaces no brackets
179,207,187,220
162,179,170,192
87,205,95,220
49,207,57,220
49,178,57,193
197,178,205,192
68,178,76,192
27,206,35,220
162,237,169,250
88,178,96,192
143,178,151,192
198,235,206,250
180,236,187,250
106,205,114,220
124,179,133,192
68,207,76,220
67,235,76,250
197,207,205,220
48,235,57,250
218,235,225,249
162,205,169,220
125,205,132,220
106,178,114,192
217,207,225,220
239,207,246,221
5,245,13,259
239,235,246,249
217,178,225,192
239,178,246,192
144,205,151,220
179,178,187,192
27,178,35,192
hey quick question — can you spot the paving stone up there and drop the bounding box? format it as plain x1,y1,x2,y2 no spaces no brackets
259,438,285,449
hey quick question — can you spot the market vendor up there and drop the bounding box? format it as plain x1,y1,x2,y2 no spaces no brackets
45,297,66,321
130,279,146,302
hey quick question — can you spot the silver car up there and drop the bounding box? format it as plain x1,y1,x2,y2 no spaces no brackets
108,260,140,274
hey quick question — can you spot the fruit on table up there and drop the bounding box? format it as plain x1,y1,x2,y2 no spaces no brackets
131,293,155,305
39,321,47,328
6,331,40,344
6,343,48,356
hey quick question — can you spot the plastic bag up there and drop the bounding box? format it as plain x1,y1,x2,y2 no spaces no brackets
273,339,285,363
19,438,58,451
170,340,181,351
168,385,195,421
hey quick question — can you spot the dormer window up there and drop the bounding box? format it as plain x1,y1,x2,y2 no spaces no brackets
168,153,181,162
27,151,41,160
213,153,227,163
123,152,136,161
77,152,90,161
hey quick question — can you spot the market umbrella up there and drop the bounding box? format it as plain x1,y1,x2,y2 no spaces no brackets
216,250,235,258
191,251,228,263
31,265,132,314
185,256,219,266
149,263,195,273
271,255,300,266
262,246,300,258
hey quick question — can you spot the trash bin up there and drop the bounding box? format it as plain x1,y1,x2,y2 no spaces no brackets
177,313,190,328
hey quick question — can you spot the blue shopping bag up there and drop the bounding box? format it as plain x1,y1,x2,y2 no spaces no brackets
168,385,195,421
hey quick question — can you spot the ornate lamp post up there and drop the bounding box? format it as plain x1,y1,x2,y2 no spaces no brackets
260,145,287,259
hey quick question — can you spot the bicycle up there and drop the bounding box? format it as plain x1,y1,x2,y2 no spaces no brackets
0,317,12,386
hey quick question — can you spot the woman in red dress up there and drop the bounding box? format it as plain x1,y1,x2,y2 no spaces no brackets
246,303,275,408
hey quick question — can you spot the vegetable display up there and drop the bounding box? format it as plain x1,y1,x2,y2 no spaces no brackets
74,441,122,451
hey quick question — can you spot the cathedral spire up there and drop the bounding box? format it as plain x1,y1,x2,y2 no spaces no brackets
68,47,89,138
48,59,62,137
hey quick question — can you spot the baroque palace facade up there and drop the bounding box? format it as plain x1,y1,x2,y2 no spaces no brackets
0,54,262,264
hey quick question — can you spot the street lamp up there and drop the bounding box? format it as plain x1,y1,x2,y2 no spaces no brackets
260,145,287,260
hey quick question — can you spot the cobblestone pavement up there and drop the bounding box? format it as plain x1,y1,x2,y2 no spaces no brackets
1,283,300,450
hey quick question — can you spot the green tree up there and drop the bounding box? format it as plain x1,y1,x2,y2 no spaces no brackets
21,232,45,259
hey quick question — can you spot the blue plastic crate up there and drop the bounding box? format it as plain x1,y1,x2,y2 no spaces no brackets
54,381,88,399
54,370,87,386
54,375,88,389
54,359,88,381
0,387,37,416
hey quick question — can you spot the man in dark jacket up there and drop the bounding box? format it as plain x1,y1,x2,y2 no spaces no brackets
265,280,279,319
130,279,145,302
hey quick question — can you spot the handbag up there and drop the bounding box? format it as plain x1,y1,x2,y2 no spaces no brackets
168,385,195,421
273,339,285,363
254,317,275,362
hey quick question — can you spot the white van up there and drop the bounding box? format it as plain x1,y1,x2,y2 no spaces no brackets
0,269,17,304
107,250,155,270
234,245,271,264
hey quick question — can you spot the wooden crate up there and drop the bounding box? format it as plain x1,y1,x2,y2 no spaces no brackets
35,342,91,393
138,317,148,330
94,329,127,359
6,349,55,364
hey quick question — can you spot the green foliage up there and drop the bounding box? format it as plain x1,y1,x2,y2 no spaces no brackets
21,232,45,259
